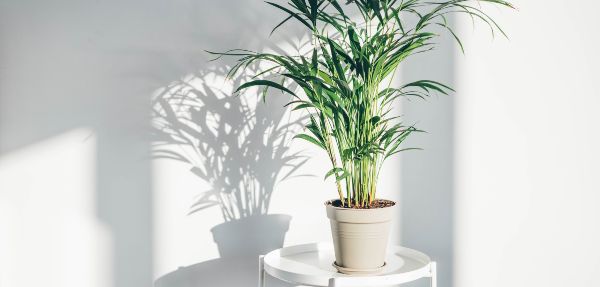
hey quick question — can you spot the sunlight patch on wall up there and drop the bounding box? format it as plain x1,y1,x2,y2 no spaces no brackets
0,128,111,287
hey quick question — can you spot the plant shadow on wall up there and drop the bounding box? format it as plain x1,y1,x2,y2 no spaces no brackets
152,65,306,287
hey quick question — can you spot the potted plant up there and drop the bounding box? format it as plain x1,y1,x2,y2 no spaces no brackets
212,0,513,274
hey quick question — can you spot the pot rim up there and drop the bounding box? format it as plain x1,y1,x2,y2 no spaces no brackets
324,198,396,211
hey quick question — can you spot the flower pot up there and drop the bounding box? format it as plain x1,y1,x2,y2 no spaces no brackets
211,214,291,258
325,199,396,275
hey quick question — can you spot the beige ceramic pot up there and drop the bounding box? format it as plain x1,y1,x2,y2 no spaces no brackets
325,199,396,275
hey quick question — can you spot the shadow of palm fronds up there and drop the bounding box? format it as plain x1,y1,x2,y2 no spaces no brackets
151,66,308,221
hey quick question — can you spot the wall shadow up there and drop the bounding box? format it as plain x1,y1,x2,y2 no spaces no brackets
152,65,306,287
0,1,307,286
400,17,456,287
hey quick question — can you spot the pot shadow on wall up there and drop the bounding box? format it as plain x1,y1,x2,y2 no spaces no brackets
152,65,307,287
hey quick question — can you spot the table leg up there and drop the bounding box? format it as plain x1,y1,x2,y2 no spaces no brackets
328,278,337,287
430,261,437,287
259,255,265,287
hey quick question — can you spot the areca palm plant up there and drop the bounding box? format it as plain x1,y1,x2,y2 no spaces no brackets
212,0,512,208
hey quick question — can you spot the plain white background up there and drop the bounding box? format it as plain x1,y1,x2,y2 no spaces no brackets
454,1,600,286
1,1,599,287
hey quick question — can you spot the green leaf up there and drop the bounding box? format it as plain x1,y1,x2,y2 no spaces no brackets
266,1,314,31
292,103,315,111
327,39,347,82
370,116,381,125
324,167,344,180
235,79,298,98
294,133,325,149
324,167,350,182
402,80,454,94
270,15,294,35
308,0,318,26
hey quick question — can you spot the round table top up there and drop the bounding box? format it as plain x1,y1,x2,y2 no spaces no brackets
263,242,432,287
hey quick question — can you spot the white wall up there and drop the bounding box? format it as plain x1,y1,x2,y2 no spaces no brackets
0,129,113,287
0,1,200,286
0,1,400,287
454,1,600,286
2,1,599,287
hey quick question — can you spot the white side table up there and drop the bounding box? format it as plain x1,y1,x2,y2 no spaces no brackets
259,242,436,287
